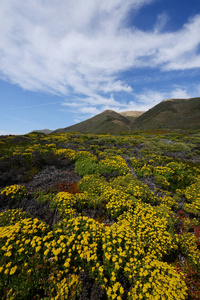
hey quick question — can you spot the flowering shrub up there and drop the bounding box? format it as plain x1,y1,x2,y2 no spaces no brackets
176,232,200,270
75,150,96,161
126,257,188,300
1,131,200,299
159,195,179,210
117,203,176,260
50,191,77,219
54,148,76,161
78,174,109,195
97,155,130,176
183,177,200,215
0,184,28,203
125,180,157,204
0,214,53,299
44,216,104,277
0,209,30,226
75,152,98,176
130,157,142,169
105,189,136,219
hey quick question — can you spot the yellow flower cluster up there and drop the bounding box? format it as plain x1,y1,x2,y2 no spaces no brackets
0,184,28,202
54,148,76,161
130,154,198,191
117,203,176,260
0,208,29,226
76,150,96,161
159,195,179,209
53,191,77,218
105,188,136,219
78,174,109,196
0,211,53,298
176,232,200,268
44,216,104,277
184,177,200,215
139,164,154,177
130,157,142,169
125,180,157,204
97,155,130,176
52,274,82,300
126,257,187,300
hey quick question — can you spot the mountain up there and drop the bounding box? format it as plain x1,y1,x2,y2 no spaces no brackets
133,97,200,130
119,111,145,122
52,97,200,134
30,129,53,134
54,110,135,134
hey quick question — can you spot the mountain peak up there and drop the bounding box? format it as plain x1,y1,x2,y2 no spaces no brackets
54,109,134,134
162,98,190,102
103,109,114,112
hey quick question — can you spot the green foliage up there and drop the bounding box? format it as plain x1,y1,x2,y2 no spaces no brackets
75,157,98,176
78,174,108,195
75,151,98,176
141,140,192,155
34,189,55,206
97,155,130,176
1,130,200,299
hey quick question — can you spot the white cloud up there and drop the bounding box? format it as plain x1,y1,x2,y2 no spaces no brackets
62,94,126,109
169,88,191,99
0,0,154,96
154,15,200,70
154,12,169,32
0,0,200,107
58,84,200,124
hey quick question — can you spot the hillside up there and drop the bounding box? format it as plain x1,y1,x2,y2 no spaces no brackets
134,97,200,130
119,111,145,122
54,109,135,133
52,97,200,134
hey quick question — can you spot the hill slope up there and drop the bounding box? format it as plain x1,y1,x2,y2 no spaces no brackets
134,97,200,130
53,97,200,133
54,110,135,133
119,111,145,122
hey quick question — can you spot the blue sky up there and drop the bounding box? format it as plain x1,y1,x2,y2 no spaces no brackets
1,0,200,135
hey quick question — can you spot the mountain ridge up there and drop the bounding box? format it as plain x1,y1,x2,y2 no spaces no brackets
54,109,135,134
134,97,200,130
32,97,200,134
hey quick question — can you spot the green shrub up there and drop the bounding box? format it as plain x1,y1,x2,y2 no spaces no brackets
97,156,130,176
75,158,98,176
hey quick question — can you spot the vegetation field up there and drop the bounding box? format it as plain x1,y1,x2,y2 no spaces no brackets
0,130,200,300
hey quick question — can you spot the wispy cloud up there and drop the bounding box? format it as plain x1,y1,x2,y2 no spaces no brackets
0,0,200,113
3,114,40,125
0,130,17,135
61,86,198,118
9,101,62,110
154,12,169,33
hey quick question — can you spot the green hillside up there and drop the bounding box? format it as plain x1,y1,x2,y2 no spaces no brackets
134,97,200,130
53,98,200,134
54,110,135,133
